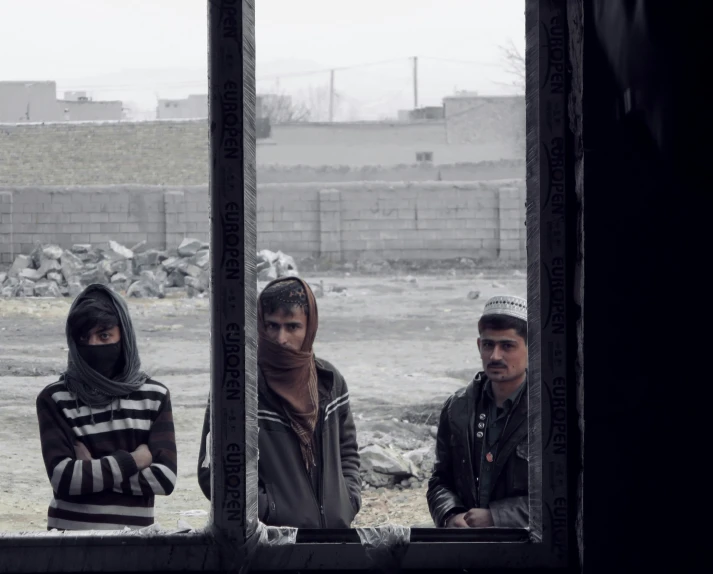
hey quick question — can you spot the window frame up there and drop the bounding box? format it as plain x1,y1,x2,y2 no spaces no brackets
0,0,575,571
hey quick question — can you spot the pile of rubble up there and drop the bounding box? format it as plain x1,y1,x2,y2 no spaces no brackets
256,249,298,281
0,239,210,299
355,418,438,491
0,239,301,299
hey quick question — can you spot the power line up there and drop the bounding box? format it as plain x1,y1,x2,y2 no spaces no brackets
419,56,503,68
49,55,506,100
54,58,415,92
256,57,411,81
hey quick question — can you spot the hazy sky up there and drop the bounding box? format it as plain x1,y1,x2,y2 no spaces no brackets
0,0,524,118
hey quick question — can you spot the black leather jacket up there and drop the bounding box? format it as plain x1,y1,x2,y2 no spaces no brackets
427,373,529,528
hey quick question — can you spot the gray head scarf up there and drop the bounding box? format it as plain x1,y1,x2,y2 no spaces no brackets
62,283,147,410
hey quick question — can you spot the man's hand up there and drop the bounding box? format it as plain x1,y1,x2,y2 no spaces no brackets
74,441,93,461
131,444,153,471
445,512,469,528
464,508,495,528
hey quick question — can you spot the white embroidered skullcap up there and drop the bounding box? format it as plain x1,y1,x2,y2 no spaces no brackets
481,294,527,322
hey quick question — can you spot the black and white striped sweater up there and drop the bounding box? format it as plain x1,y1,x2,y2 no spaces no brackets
36,379,177,531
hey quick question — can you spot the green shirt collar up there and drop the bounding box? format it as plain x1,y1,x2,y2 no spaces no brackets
484,376,527,411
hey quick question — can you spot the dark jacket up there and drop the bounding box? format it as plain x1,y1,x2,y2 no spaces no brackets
427,372,529,528
197,357,361,528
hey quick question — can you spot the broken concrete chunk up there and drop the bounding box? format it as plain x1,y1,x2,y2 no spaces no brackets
274,251,298,277
361,470,395,488
9,254,31,277
257,249,277,264
358,444,413,477
183,264,203,278
127,271,164,299
154,268,168,287
46,271,63,284
79,266,109,286
42,245,63,261
19,268,42,281
161,256,181,272
29,243,44,268
166,269,185,287
258,265,278,281
34,280,63,298
109,258,132,276
107,240,134,260
191,250,210,269
110,272,129,285
67,280,83,297
13,278,36,297
134,249,161,268
177,238,207,257
99,259,114,277
129,240,147,253
60,250,85,282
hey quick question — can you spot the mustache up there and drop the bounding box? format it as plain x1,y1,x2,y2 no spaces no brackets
488,362,507,368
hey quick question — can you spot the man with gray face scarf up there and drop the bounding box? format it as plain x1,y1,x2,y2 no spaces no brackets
36,284,177,531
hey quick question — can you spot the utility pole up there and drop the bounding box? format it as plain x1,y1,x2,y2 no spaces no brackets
413,56,419,110
329,69,335,122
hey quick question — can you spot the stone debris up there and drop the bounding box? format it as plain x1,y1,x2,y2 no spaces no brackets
1,239,300,299
42,245,63,261
257,249,299,281
359,445,414,476
355,418,438,489
177,238,207,258
8,254,31,277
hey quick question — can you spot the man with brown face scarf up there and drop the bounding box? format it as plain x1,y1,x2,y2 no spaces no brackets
197,277,361,528
36,284,177,531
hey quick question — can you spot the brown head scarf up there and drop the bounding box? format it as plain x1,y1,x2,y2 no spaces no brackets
257,277,320,470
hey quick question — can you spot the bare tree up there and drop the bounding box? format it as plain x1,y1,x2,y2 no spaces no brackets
258,91,310,123
499,39,526,93
259,85,344,123
299,85,343,122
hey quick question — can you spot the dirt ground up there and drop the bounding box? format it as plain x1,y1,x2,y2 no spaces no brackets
0,268,525,532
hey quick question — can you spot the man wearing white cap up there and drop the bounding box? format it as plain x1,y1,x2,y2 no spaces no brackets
427,294,529,528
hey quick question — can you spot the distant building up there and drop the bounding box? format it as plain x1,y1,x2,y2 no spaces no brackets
63,91,89,101
397,106,445,122
0,81,124,123
0,81,61,122
443,93,525,148
156,94,208,119
58,99,124,121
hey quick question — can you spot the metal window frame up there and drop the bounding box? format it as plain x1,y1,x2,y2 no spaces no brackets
0,0,574,571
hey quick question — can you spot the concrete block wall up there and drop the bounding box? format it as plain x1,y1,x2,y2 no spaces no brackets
251,180,526,261
0,180,525,265
256,187,321,259
0,186,208,264
0,191,13,263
